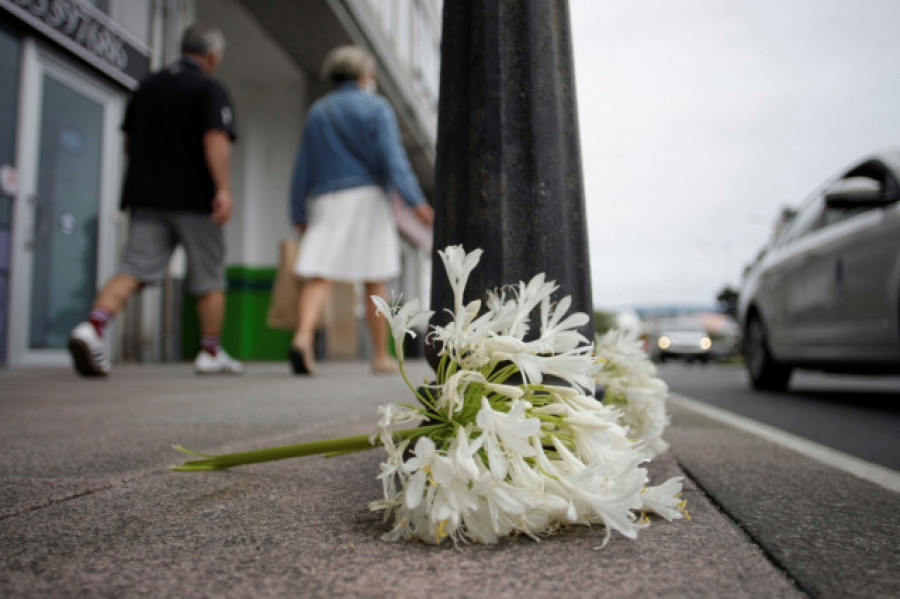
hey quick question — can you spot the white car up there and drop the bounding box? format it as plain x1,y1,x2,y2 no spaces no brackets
739,151,900,390
648,325,712,363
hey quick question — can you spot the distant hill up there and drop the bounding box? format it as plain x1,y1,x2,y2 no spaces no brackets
621,305,718,320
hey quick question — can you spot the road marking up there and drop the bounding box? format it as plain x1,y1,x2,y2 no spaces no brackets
669,393,900,494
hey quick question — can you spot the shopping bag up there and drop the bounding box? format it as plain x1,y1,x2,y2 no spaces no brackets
392,192,433,252
266,238,301,330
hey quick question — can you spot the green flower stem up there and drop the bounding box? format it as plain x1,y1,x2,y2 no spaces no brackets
489,363,519,385
170,424,445,472
394,355,429,408
533,413,564,426
398,361,419,397
436,352,450,384
323,448,373,458
398,364,438,414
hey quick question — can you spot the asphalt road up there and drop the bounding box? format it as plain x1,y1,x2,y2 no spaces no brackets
657,361,900,471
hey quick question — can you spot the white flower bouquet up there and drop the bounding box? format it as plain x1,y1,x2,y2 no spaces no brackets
173,245,686,547
595,328,673,456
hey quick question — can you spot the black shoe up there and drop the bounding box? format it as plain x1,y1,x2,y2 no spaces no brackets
289,346,311,375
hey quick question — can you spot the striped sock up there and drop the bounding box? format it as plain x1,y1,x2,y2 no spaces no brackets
88,307,111,337
201,336,220,357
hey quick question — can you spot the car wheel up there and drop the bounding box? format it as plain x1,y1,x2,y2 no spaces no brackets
745,314,792,391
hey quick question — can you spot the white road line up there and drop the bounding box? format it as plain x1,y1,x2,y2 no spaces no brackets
669,393,900,494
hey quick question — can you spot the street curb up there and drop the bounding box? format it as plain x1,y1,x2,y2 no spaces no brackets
669,393,900,493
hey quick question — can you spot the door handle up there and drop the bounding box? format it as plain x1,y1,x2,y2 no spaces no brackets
25,193,46,251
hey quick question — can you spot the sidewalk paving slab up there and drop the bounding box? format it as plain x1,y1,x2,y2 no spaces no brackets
0,362,892,597
667,398,900,599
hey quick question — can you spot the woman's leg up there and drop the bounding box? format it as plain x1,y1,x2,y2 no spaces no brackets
293,277,333,371
364,281,396,372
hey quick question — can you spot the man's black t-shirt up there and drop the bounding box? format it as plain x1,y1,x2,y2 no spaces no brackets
120,57,236,214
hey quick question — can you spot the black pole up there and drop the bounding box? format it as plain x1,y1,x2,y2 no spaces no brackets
429,0,594,352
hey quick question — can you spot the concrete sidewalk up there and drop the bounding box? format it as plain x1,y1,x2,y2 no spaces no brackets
0,361,897,598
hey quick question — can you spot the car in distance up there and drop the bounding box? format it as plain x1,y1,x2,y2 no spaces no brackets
738,150,900,390
648,325,712,363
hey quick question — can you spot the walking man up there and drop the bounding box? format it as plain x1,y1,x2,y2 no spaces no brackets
68,24,242,376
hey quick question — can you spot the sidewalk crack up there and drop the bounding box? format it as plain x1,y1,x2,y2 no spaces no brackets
0,469,158,521
676,459,810,598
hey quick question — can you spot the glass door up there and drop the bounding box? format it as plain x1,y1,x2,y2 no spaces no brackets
0,26,21,365
8,40,122,366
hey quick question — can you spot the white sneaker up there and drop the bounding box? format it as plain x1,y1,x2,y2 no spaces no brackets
194,349,243,375
68,322,110,377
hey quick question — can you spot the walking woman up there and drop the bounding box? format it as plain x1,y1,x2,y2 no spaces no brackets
288,45,433,375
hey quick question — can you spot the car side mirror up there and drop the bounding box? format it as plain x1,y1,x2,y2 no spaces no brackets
824,177,895,209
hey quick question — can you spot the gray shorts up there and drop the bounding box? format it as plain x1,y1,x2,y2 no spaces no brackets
120,208,225,295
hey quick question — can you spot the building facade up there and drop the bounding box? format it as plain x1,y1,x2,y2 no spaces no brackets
0,0,440,367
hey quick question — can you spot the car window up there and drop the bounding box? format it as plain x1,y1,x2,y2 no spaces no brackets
777,193,824,246
820,204,871,228
777,175,885,246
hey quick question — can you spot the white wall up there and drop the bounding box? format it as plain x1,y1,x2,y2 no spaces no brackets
231,82,305,266
195,0,307,267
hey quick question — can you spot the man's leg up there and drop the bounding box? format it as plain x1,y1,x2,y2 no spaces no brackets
170,212,240,373
93,274,142,322
193,288,242,374
69,274,141,377
87,209,173,337
197,288,225,348
70,209,174,377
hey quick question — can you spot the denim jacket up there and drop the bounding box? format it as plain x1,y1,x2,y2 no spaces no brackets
289,82,426,225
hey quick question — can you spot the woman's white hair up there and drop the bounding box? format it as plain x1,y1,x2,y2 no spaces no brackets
320,45,375,85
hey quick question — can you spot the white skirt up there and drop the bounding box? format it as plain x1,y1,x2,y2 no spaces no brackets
295,185,400,282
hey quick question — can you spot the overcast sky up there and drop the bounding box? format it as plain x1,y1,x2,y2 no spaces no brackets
569,0,900,309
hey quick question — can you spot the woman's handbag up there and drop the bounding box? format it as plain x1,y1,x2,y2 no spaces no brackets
266,239,302,331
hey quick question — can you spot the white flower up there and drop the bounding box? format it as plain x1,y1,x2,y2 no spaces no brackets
536,294,590,354
535,437,647,544
435,370,526,417
595,327,673,456
565,465,647,548
475,398,540,480
370,403,424,448
428,430,481,541
396,429,485,544
484,288,520,332
430,299,484,365
402,436,438,510
641,477,687,522
437,369,486,415
512,347,596,390
374,437,409,512
371,295,433,361
469,469,530,541
482,334,528,357
437,245,483,316
369,245,686,547
560,407,640,466
448,426,481,481
620,388,671,455
482,381,525,401
504,274,558,339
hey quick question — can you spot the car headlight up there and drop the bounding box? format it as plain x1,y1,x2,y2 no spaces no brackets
699,337,712,350
658,336,670,350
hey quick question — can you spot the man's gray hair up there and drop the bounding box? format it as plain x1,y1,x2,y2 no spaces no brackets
320,45,375,85
181,24,226,57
